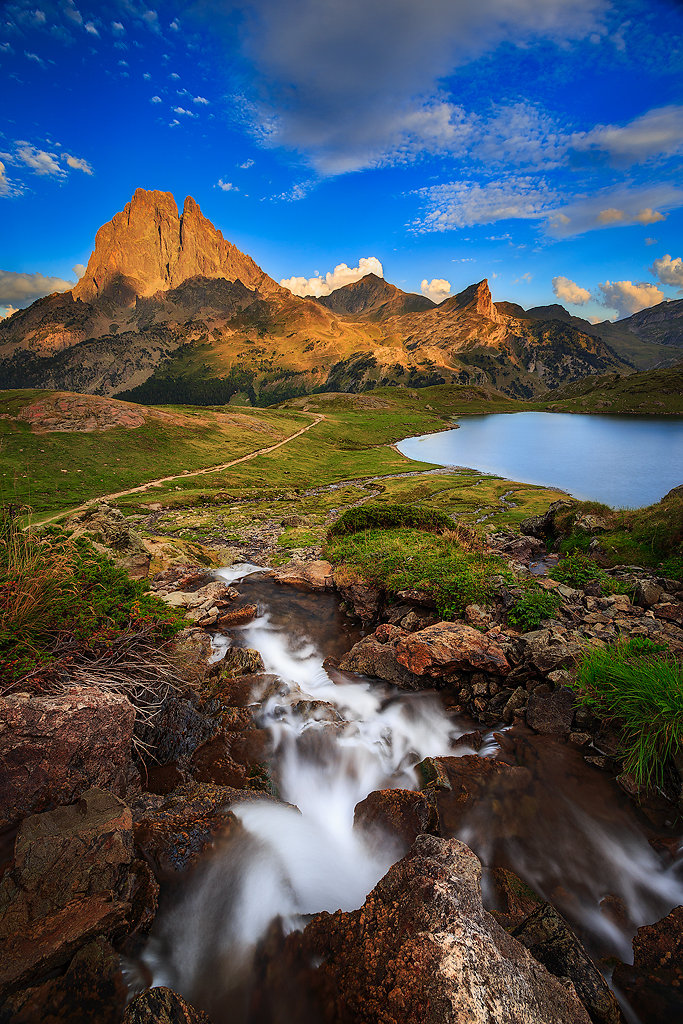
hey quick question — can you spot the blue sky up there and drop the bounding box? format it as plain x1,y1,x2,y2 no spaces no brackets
1,0,683,322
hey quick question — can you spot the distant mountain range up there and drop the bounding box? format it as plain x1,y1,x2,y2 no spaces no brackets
1,188,681,405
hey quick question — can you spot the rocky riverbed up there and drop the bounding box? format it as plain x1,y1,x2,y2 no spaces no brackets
1,528,682,1023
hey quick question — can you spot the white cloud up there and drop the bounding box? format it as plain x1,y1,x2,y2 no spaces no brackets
150,95,162,103
16,145,64,177
217,179,238,191
63,153,93,174
173,106,195,117
169,72,180,80
143,71,151,80
25,51,45,65
193,95,209,104
421,278,451,302
414,177,556,232
545,184,682,238
0,161,20,198
72,264,86,279
574,105,683,164
650,254,683,292
552,275,591,305
598,280,664,319
168,119,180,127
84,21,99,37
170,19,180,31
112,21,125,34
205,0,607,174
65,4,83,26
143,10,160,32
645,237,658,246
281,256,384,297
0,306,19,320
239,159,255,169
0,270,75,307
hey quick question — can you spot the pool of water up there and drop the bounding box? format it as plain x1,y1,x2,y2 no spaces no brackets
397,412,683,508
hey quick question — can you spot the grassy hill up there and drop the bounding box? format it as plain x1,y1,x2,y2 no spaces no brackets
540,364,683,415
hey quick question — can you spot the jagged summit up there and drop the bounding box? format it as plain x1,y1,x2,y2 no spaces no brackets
440,279,499,321
318,273,435,320
73,188,281,305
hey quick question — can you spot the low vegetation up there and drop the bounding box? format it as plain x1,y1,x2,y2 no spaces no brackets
574,637,683,787
0,505,182,686
552,490,683,577
507,587,561,631
324,525,511,619
328,503,455,538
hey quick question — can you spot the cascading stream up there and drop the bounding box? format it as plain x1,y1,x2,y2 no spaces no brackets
140,566,683,1023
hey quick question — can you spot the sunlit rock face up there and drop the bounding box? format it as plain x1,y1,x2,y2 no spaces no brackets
73,189,282,305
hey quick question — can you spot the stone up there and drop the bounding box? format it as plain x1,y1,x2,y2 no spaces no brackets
123,986,211,1023
0,686,135,830
353,789,439,848
133,783,275,880
426,756,532,836
653,602,683,626
0,789,156,996
0,937,128,1024
219,647,265,677
273,835,590,1024
513,903,625,1024
486,867,544,931
634,580,663,608
73,188,281,305
213,603,257,627
575,514,611,533
525,686,576,736
520,500,574,539
503,686,527,724
338,627,421,689
395,621,510,677
272,560,334,590
516,629,581,675
333,568,383,624
612,905,683,1024
137,693,222,767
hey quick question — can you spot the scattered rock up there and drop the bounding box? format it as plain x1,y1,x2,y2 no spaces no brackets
333,568,383,624
123,986,212,1024
271,560,334,590
353,789,439,848
0,686,135,830
612,905,683,1024
634,580,663,608
219,647,265,677
514,629,581,675
513,902,625,1024
212,603,258,627
338,625,420,689
395,621,510,677
525,687,576,736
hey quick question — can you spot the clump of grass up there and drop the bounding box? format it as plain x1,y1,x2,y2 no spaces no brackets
549,552,635,597
573,636,683,788
0,505,183,685
507,587,561,632
327,502,455,539
324,525,510,619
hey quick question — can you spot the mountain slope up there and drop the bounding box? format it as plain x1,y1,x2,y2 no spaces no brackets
318,274,435,319
0,189,651,403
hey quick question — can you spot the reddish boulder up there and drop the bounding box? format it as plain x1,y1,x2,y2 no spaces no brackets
612,905,683,1024
338,625,420,689
0,788,156,996
396,621,510,677
0,686,135,830
270,835,590,1024
354,788,439,848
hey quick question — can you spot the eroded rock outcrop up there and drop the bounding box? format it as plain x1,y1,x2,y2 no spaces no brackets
270,834,591,1024
0,686,136,830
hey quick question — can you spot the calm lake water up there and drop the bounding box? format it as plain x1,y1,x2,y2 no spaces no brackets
397,412,683,508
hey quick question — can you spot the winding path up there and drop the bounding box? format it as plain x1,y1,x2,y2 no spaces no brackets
31,413,325,527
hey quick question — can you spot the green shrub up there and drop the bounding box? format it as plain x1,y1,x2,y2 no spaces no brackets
507,588,561,632
549,552,635,597
573,638,683,787
327,503,454,539
0,506,183,684
325,526,511,619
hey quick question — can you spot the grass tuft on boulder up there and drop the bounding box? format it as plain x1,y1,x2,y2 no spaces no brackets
327,503,454,539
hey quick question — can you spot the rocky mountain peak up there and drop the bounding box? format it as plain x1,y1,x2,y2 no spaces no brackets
72,188,281,305
442,279,498,320
318,273,435,320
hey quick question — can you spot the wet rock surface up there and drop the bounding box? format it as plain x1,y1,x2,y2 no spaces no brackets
268,835,592,1024
0,686,136,830
123,986,212,1024
612,905,683,1024
0,788,156,997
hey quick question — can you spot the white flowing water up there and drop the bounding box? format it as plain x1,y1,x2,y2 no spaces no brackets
140,568,683,1023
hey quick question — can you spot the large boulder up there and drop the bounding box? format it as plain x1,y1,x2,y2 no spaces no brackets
514,629,581,675
338,624,420,689
353,788,439,849
271,560,334,591
123,986,211,1023
396,621,510,677
272,834,590,1024
612,905,683,1024
333,568,383,624
525,687,576,736
0,789,157,997
0,686,136,830
416,755,532,836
